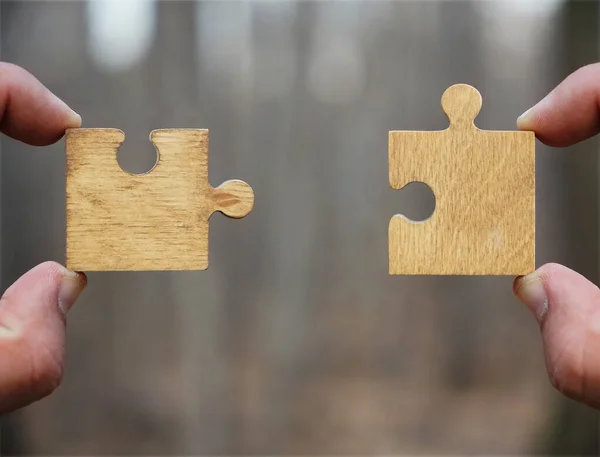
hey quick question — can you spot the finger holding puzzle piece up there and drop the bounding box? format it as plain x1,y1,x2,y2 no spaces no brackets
388,84,535,275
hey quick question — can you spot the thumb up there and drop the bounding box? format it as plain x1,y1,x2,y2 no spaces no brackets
514,263,600,408
0,261,86,414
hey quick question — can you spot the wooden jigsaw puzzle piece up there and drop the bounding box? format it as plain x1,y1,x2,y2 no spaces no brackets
66,128,254,271
389,84,535,276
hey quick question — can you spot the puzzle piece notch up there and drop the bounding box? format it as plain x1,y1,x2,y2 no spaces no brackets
65,128,254,271
388,84,535,276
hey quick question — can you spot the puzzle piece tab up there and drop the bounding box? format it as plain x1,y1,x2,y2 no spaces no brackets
389,84,535,275
66,129,254,271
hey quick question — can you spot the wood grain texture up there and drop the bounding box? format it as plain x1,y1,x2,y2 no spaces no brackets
389,84,535,275
66,128,254,271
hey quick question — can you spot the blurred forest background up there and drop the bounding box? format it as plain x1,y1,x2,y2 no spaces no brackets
0,0,599,455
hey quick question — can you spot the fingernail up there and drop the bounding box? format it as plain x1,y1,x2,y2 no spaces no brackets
517,90,553,131
48,90,82,128
58,270,87,316
64,109,82,129
518,107,533,122
517,106,536,130
514,271,548,323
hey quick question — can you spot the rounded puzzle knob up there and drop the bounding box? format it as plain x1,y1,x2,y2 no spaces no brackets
212,179,255,219
441,84,482,128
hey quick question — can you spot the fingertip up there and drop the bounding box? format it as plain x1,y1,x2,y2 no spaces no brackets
57,270,86,316
44,262,88,297
2,261,87,312
513,263,572,320
0,62,82,145
516,98,555,142
43,85,81,129
516,107,535,131
514,269,549,323
62,106,82,130
514,263,574,297
515,262,600,327
517,63,600,147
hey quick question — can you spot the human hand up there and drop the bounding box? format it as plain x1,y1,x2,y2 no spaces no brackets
0,62,86,414
515,63,600,409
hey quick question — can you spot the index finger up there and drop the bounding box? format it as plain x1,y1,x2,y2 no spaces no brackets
0,62,81,146
517,63,600,147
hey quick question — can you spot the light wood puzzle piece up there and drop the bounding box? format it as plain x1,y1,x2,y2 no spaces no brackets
66,128,254,271
389,84,535,275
